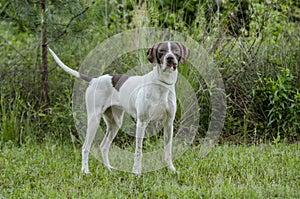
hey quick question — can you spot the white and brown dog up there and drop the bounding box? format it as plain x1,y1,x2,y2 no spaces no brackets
48,41,190,175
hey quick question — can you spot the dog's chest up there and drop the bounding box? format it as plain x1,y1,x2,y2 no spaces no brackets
136,85,174,121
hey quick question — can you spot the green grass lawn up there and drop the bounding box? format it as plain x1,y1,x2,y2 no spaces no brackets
1,140,299,198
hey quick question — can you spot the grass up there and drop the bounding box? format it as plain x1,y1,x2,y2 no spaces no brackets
0,140,299,198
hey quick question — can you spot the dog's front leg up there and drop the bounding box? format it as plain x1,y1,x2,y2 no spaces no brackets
132,120,147,175
164,120,176,172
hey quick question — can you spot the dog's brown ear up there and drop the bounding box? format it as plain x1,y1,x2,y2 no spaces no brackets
176,42,190,65
147,45,158,64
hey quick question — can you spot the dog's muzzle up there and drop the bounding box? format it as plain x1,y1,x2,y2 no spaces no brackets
165,54,178,71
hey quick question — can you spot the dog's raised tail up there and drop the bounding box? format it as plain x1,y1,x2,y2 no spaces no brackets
48,48,92,82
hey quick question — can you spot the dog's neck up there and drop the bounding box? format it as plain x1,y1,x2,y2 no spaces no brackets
152,65,177,86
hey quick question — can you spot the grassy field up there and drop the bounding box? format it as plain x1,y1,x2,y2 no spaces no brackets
1,140,299,198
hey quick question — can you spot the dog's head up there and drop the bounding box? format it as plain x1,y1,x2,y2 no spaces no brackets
147,41,190,72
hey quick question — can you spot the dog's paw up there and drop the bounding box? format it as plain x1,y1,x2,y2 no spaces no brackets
132,170,142,177
81,167,91,175
104,164,114,171
169,165,176,172
165,159,176,171
132,166,142,176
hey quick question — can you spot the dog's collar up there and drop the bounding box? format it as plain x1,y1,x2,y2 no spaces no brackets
158,79,174,86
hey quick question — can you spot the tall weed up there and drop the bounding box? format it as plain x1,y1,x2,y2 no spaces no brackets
1,0,299,144
0,93,32,146
253,67,300,141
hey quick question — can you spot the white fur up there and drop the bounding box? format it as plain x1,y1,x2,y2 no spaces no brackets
48,48,80,78
49,42,183,175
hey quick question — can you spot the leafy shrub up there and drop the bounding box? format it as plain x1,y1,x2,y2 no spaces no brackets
253,67,300,141
1,0,299,144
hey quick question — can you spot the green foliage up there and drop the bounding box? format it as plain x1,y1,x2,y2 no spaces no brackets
254,67,300,141
0,93,27,145
0,89,76,145
215,0,299,143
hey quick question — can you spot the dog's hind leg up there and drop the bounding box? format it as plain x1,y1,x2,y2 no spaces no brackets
100,107,124,170
81,87,104,175
81,112,101,174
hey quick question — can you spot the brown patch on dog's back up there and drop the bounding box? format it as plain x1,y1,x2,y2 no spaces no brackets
111,74,131,91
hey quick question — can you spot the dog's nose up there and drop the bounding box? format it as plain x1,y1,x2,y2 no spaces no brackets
166,56,174,61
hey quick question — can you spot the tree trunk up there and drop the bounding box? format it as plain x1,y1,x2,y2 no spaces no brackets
41,0,48,105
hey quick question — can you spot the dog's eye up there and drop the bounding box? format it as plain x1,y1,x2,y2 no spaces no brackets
158,50,165,58
174,53,181,59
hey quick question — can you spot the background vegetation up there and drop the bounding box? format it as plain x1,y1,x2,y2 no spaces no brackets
1,1,299,198
0,0,299,145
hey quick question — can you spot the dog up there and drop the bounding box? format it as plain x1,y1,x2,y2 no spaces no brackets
48,41,190,175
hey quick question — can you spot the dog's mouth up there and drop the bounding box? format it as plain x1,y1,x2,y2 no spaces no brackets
161,54,178,72
168,62,177,70
169,64,177,71
166,58,178,69
163,62,177,72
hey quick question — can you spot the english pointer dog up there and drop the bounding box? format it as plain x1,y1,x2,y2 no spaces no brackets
48,41,190,175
